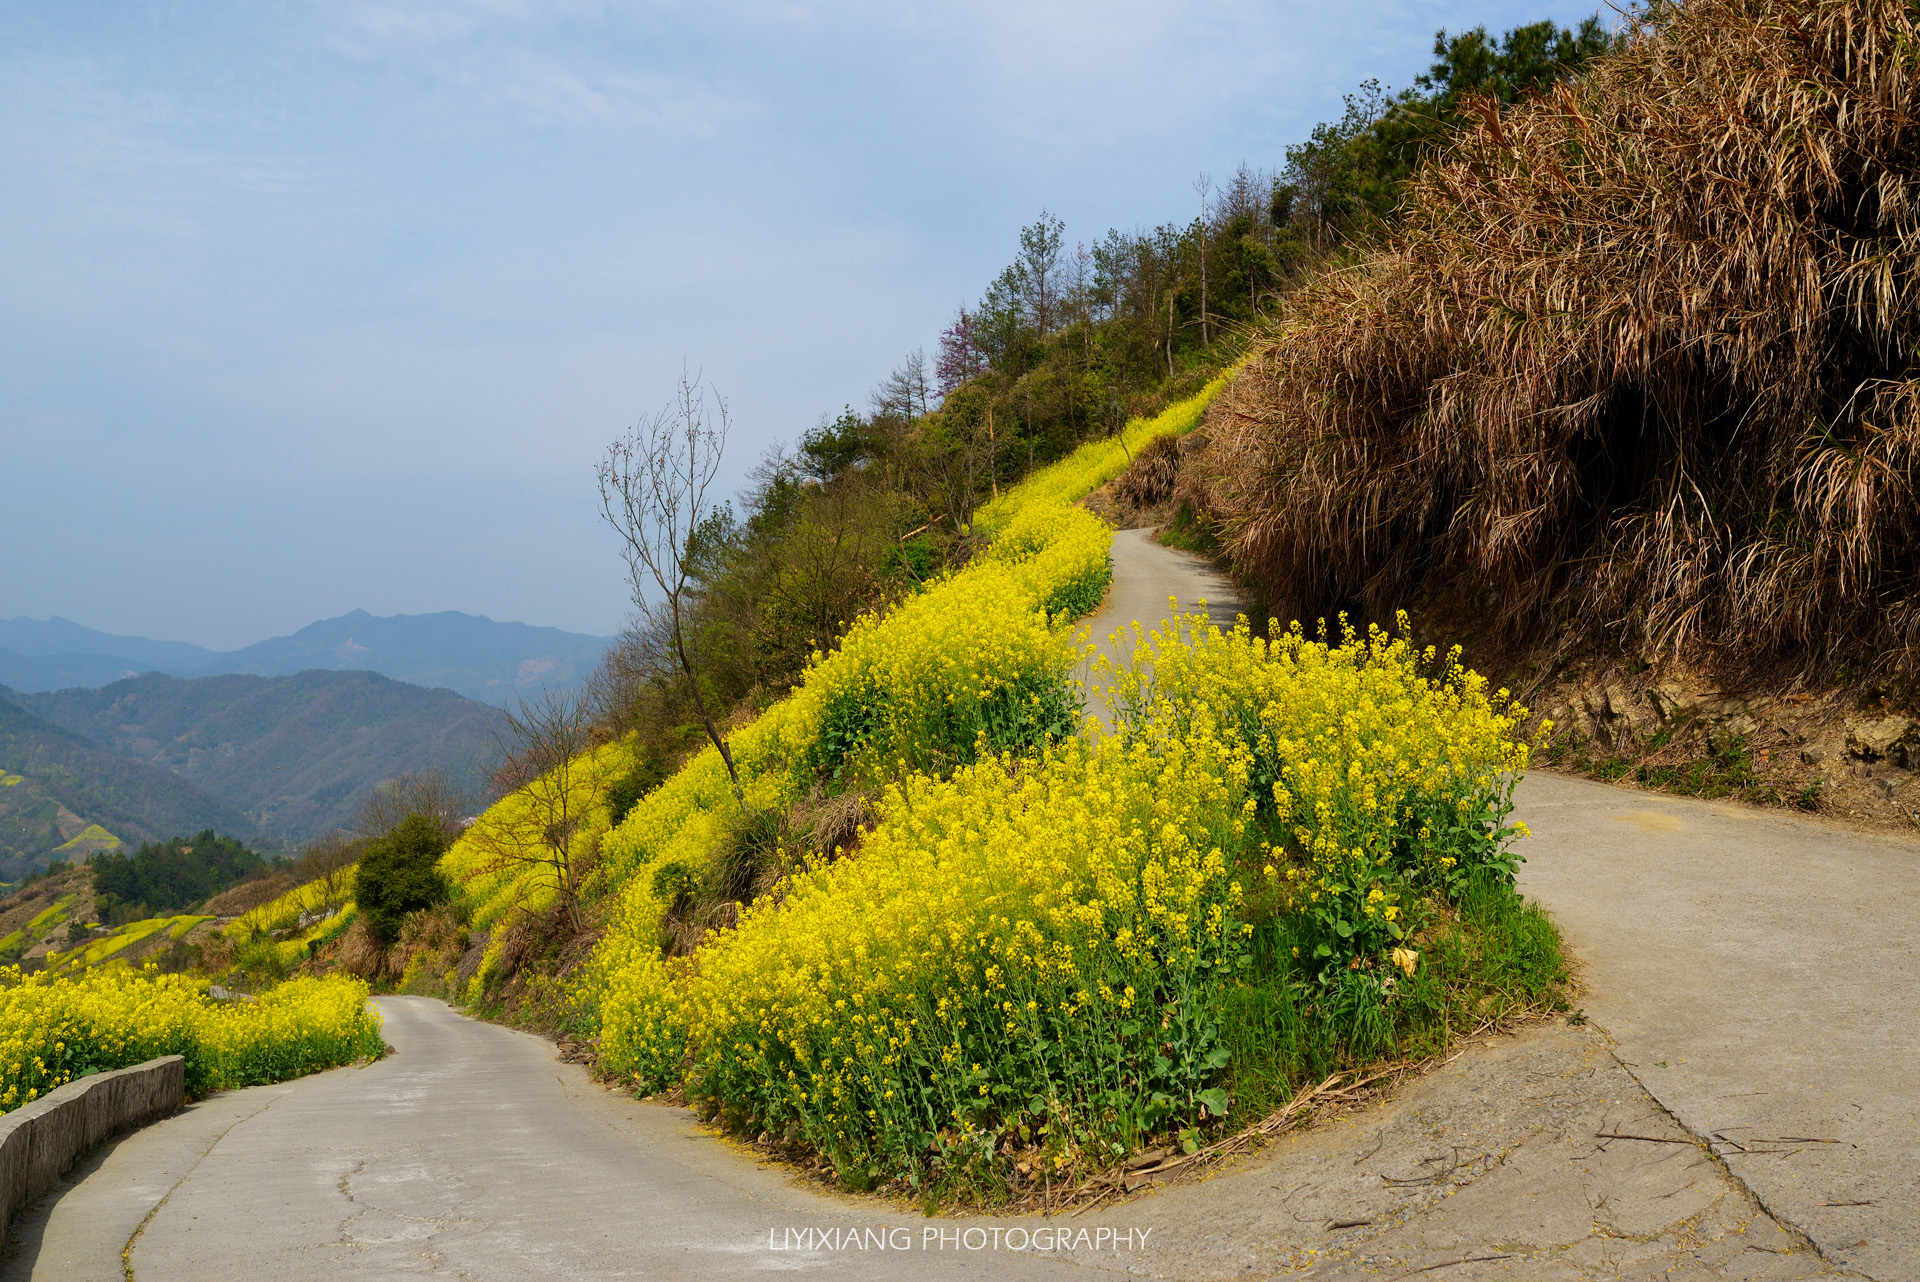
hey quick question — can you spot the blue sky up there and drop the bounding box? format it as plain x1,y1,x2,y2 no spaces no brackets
3,0,1604,649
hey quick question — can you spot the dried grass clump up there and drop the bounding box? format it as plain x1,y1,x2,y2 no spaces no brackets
1114,434,1184,508
333,918,395,981
1202,0,1920,679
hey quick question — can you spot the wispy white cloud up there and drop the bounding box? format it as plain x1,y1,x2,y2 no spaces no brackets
315,0,762,132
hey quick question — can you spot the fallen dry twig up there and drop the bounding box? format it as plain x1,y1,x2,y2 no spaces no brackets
1387,1254,1519,1280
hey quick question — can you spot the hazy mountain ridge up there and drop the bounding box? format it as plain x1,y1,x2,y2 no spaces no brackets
17,671,504,845
0,648,152,692
0,694,261,879
0,618,218,669
0,611,611,705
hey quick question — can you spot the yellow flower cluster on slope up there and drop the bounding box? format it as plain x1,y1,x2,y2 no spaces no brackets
971,371,1230,531
441,738,627,947
444,378,1236,1007
583,382,1282,1151
26,897,74,937
439,467,1127,1005
1108,613,1536,972
46,915,211,973
592,612,1532,1186
0,966,383,1112
676,724,1252,1177
584,502,1112,1055
225,865,357,940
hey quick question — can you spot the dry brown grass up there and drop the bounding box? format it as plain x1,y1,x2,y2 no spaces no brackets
200,872,294,918
1200,0,1920,681
333,918,396,981
1114,434,1185,508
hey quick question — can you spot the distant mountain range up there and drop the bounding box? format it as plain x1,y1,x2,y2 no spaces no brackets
0,667,506,872
0,610,612,706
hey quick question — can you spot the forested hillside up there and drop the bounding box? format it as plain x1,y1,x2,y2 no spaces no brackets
89,830,271,924
18,671,500,845
0,694,258,880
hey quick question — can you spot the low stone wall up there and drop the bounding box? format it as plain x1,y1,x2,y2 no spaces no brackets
0,1056,184,1242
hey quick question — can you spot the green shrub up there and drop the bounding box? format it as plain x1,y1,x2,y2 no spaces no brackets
354,814,449,946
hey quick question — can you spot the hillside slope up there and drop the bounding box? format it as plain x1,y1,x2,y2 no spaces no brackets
17,671,501,843
0,695,260,878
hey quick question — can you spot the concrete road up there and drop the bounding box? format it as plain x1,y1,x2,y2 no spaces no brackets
1515,775,1920,1280
1130,1022,1830,1280
5,998,1122,1281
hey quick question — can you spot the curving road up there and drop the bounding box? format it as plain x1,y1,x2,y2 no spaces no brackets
6,524,1914,1279
6,998,1101,1281
1515,776,1920,1279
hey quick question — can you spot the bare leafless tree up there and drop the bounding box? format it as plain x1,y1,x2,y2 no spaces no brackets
284,830,362,909
872,348,933,422
1194,172,1213,347
353,770,472,845
597,369,745,803
583,616,673,740
471,688,604,934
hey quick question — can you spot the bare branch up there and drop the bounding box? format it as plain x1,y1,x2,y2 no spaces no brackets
596,368,745,802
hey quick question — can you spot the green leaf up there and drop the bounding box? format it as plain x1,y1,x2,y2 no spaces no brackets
1196,1087,1231,1117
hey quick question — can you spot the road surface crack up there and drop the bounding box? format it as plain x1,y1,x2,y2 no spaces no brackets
121,1094,284,1282
1595,1033,1875,1280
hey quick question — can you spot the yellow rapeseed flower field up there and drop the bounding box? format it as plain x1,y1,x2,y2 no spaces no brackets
0,966,384,1112
449,426,1133,999
441,370,1548,1193
45,915,212,973
585,462,1128,1086
1105,612,1537,972
225,864,357,941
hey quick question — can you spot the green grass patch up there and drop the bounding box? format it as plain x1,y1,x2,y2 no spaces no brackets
1156,502,1221,555
1221,872,1567,1124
